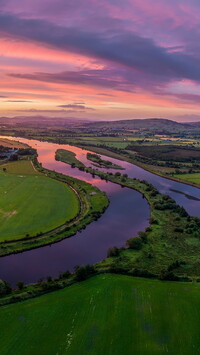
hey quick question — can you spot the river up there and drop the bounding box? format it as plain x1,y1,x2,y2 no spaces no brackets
0,137,199,285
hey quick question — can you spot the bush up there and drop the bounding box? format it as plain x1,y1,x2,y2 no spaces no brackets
107,247,120,257
0,280,12,296
75,265,96,281
174,227,183,233
159,270,179,281
149,217,158,224
109,261,127,274
126,237,143,250
138,231,147,243
16,281,24,290
59,270,71,279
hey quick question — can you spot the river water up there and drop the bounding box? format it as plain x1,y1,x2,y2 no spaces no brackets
0,137,199,285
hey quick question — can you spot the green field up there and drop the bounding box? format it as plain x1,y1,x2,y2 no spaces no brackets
0,274,200,354
174,173,200,186
0,161,79,240
55,149,84,168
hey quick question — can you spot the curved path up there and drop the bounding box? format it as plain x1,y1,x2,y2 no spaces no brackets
0,137,199,285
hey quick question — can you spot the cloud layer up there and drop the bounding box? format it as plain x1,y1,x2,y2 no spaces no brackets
1,0,200,120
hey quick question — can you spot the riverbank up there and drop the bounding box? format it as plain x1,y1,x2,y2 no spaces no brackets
0,146,200,306
3,133,200,189
56,150,200,280
73,143,200,189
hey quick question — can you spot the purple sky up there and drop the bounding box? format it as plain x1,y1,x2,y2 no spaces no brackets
1,0,200,121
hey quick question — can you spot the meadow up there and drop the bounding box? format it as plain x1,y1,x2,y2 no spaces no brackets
0,160,79,241
55,149,85,168
173,172,200,186
0,274,200,355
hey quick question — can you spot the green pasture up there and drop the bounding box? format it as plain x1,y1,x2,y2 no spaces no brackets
0,161,79,240
0,160,39,175
174,173,200,186
0,274,200,354
55,149,84,168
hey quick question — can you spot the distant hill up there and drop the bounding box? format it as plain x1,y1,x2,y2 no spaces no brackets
0,116,91,127
83,118,198,135
186,121,200,127
85,118,186,130
0,116,199,135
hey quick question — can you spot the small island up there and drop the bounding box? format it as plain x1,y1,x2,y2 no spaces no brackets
87,152,124,170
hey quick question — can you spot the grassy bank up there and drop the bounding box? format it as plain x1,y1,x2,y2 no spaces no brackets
1,274,200,355
73,142,200,188
87,152,124,169
55,148,200,280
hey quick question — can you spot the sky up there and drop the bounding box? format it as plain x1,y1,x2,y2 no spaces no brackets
1,0,200,121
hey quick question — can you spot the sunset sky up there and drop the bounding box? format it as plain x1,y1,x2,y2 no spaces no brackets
1,0,200,121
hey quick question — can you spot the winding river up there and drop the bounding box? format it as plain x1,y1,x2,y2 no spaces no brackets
0,137,200,285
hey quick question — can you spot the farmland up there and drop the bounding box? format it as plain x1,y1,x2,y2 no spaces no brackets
173,173,200,186
0,160,79,241
0,274,200,355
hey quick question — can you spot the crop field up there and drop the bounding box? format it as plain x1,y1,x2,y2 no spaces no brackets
0,161,79,241
0,274,200,354
127,145,200,162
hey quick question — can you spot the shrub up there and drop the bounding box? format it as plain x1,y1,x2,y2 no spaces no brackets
126,237,143,250
75,265,96,281
59,270,71,279
107,247,120,257
174,227,184,233
145,226,152,232
0,280,12,296
16,281,24,290
138,231,147,243
149,217,158,224
159,270,179,281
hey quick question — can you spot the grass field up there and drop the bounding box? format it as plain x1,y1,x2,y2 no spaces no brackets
0,138,27,149
174,173,200,186
0,161,79,240
0,160,39,175
55,149,84,168
0,274,200,354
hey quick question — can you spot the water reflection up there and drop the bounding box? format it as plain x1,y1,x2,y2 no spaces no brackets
0,136,199,285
